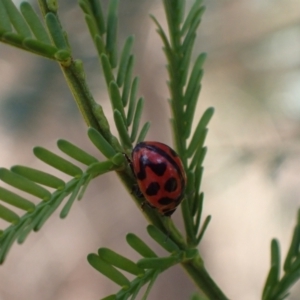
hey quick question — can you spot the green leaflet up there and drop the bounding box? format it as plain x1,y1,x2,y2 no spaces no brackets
2,0,32,37
117,35,134,87
0,168,51,201
20,2,51,44
109,81,126,122
57,139,98,165
284,225,300,272
130,97,144,143
23,38,58,59
0,0,11,32
60,177,86,218
136,122,151,143
11,165,65,190
196,215,211,244
88,0,106,35
121,55,134,106
137,255,182,270
87,127,116,159
114,110,132,150
126,233,157,258
84,14,98,40
106,0,119,68
33,147,83,178
45,12,68,50
147,225,180,253
88,253,130,287
100,54,115,86
0,186,35,212
126,77,140,126
99,248,144,276
187,107,214,158
181,0,204,36
0,203,19,224
86,161,116,176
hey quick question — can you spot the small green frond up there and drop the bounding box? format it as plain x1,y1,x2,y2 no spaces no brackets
137,255,182,270
109,81,126,122
0,187,35,212
196,215,211,244
187,107,214,158
126,77,139,126
0,230,18,263
114,109,132,151
130,97,144,143
0,168,51,201
121,55,134,107
87,127,117,158
184,53,206,105
20,2,51,44
106,0,119,68
57,139,98,165
181,7,205,54
23,38,58,59
191,147,207,174
45,12,69,50
284,225,300,272
0,1,11,32
60,176,86,218
78,0,90,15
117,35,134,87
33,147,83,178
100,54,115,86
94,34,105,55
189,131,207,170
11,166,65,190
88,0,106,35
181,0,204,36
126,233,157,258
88,253,130,287
192,191,203,218
179,35,195,88
193,197,202,233
84,14,98,40
193,164,203,204
136,122,151,143
185,170,194,208
99,248,145,276
2,32,23,47
150,15,172,60
0,203,20,224
140,270,159,300
86,161,117,177
147,225,180,253
2,0,32,37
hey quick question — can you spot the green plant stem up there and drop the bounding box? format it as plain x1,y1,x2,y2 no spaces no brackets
182,261,229,300
60,63,101,129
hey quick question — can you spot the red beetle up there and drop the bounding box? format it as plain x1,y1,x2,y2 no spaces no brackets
131,141,187,216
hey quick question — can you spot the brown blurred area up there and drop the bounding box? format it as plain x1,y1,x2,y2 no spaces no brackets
0,0,300,299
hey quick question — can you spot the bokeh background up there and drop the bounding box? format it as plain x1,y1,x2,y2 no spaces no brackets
1,0,300,299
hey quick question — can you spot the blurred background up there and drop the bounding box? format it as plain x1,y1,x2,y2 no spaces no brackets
0,0,300,299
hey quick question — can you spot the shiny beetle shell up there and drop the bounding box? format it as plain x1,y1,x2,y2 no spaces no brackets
131,141,187,216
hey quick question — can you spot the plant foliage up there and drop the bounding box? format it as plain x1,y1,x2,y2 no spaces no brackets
0,0,299,299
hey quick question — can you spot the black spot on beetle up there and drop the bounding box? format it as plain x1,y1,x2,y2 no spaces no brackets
148,162,167,176
136,156,167,180
164,177,177,192
146,182,160,196
158,197,174,205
